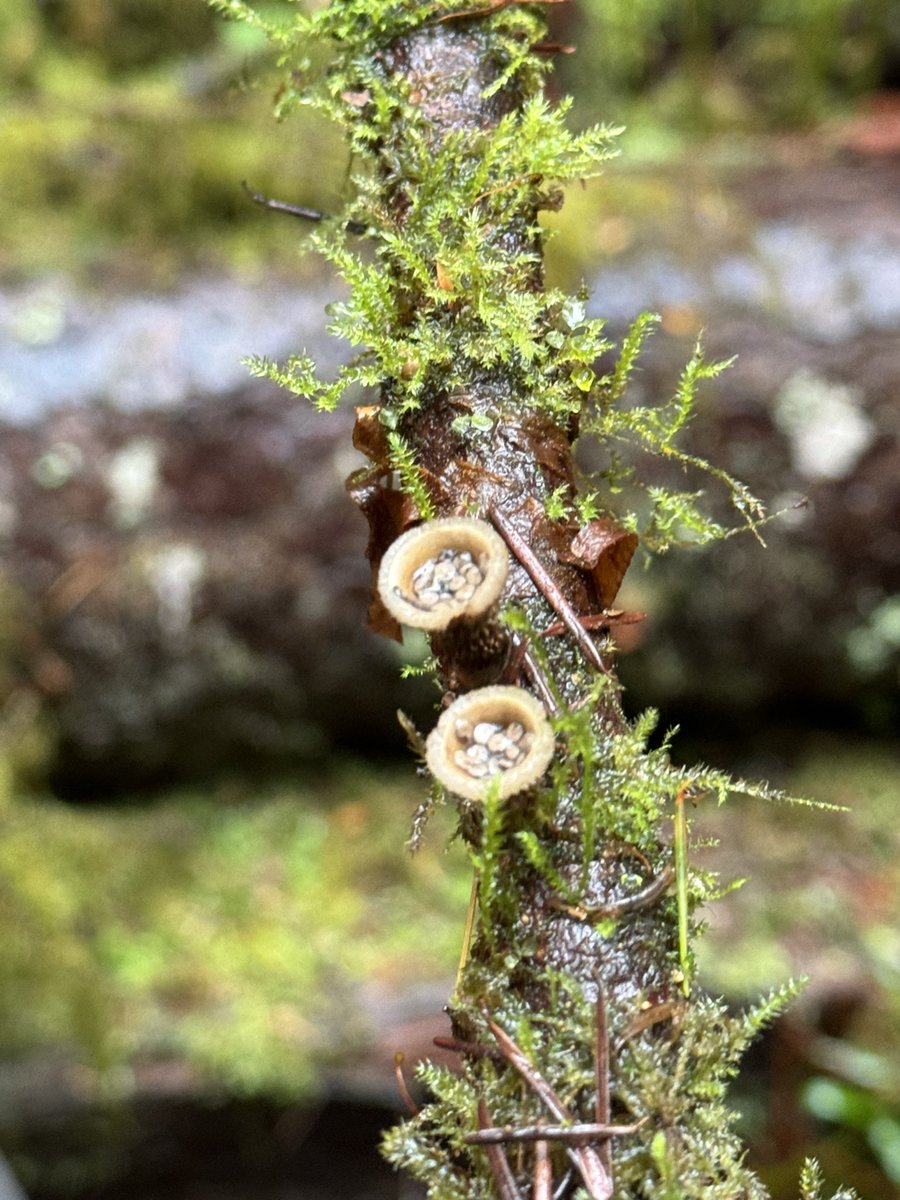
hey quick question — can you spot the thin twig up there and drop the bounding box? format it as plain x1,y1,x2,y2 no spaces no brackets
433,1034,502,1062
674,783,691,997
489,506,612,678
594,979,612,1182
487,1018,569,1122
501,633,529,683
393,1052,420,1116
520,640,562,716
552,1169,575,1200
549,867,675,922
241,181,368,235
465,1119,646,1146
478,1099,522,1200
533,41,576,54
455,871,480,991
569,1142,614,1200
539,610,644,639
486,1017,613,1200
473,173,542,206
534,1136,553,1200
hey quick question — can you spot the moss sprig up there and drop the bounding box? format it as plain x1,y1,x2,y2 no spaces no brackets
799,1159,860,1200
579,317,768,550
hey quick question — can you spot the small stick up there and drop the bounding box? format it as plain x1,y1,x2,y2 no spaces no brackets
241,181,368,235
473,173,542,206
533,41,576,54
501,633,529,684
478,1099,522,1200
594,979,612,1182
489,506,612,678
433,1034,502,1062
573,1144,615,1200
552,1168,575,1200
602,840,654,873
549,867,675,922
465,1119,646,1146
486,1017,613,1200
455,870,480,991
520,641,562,717
534,1136,553,1200
393,1052,419,1116
674,783,692,997
502,631,560,715
540,610,644,639
487,1018,568,1123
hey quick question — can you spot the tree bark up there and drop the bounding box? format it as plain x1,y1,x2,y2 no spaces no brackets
345,26,680,1198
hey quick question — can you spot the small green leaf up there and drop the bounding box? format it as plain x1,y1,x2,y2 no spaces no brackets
571,364,595,392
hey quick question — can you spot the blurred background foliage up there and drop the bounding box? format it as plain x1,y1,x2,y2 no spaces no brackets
0,764,467,1095
1,0,897,282
2,0,900,1196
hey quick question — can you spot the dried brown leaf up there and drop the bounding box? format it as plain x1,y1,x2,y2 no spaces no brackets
352,404,390,466
346,467,420,640
561,518,638,607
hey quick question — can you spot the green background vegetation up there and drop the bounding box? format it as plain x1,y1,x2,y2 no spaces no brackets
1,0,894,283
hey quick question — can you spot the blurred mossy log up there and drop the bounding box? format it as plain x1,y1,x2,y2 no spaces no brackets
0,383,420,795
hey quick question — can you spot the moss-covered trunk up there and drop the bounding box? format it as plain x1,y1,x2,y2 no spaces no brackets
224,1,828,1197
358,20,678,1200
370,18,674,1012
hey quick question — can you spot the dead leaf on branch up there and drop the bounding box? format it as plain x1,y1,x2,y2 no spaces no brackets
346,467,421,640
352,404,391,466
560,517,638,608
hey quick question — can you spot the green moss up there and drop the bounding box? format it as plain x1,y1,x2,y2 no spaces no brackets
243,5,771,555
0,769,468,1095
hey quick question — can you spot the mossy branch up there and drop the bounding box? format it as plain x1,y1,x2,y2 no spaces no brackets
217,2,856,1197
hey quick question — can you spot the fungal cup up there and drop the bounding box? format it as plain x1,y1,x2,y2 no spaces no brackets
377,517,508,633
426,685,555,802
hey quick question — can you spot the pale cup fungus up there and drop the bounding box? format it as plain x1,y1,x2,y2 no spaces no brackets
426,685,555,802
378,517,510,684
378,516,508,630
